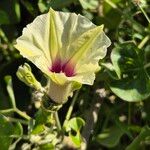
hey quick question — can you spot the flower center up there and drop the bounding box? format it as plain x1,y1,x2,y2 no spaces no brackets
50,59,75,77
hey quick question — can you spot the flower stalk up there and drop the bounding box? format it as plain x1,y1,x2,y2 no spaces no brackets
54,112,62,131
63,90,79,126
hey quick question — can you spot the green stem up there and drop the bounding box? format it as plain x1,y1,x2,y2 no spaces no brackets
138,35,149,49
10,135,29,140
138,4,150,24
0,108,15,114
101,114,110,131
0,108,31,120
0,108,30,124
128,103,131,125
7,117,29,125
15,109,31,121
144,63,150,69
54,112,61,131
63,91,79,126
0,28,8,43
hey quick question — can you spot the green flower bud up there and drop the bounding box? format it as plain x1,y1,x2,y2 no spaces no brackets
16,63,42,91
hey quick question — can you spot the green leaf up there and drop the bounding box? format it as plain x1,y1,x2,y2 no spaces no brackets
38,0,48,13
126,126,150,150
4,75,16,109
34,108,52,125
20,0,38,17
48,0,77,9
69,131,82,147
65,117,85,147
13,122,23,136
95,9,121,30
0,10,9,25
9,122,23,150
113,117,133,139
109,42,150,102
0,0,20,24
31,109,53,134
39,143,55,150
0,114,15,150
66,117,85,132
31,124,45,135
95,0,122,29
103,0,121,14
38,0,78,11
96,126,125,148
14,0,20,22
79,0,98,10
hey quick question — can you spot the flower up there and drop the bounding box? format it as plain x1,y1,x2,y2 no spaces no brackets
14,8,111,103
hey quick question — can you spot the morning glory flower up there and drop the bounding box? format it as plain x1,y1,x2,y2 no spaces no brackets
14,8,111,104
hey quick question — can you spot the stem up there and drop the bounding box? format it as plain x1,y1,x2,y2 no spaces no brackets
0,108,15,114
128,103,131,125
10,135,29,140
64,91,79,125
15,109,31,121
138,35,149,49
138,4,150,24
144,63,150,69
9,137,22,150
0,108,31,120
7,117,29,125
0,28,8,42
101,114,110,131
54,112,61,131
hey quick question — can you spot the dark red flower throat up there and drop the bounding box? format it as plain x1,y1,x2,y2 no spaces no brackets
49,59,75,77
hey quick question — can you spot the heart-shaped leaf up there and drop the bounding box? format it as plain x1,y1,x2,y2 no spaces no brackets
108,42,150,102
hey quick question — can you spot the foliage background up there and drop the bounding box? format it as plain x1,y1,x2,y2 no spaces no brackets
0,0,150,149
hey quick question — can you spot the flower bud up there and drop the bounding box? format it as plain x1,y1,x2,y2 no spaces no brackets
16,63,42,91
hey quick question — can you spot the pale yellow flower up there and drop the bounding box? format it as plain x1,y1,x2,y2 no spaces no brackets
15,8,111,103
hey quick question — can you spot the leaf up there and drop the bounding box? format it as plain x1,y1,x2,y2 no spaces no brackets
113,117,133,139
65,117,85,147
31,109,52,134
48,0,77,9
4,75,16,109
126,126,150,150
69,131,82,147
39,143,54,150
96,126,125,148
9,122,23,150
14,0,20,22
0,114,15,150
0,0,20,24
103,0,121,15
20,0,38,17
13,122,23,136
95,0,122,29
0,10,9,25
79,0,98,10
31,124,45,135
108,42,150,102
66,117,85,132
38,0,48,13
